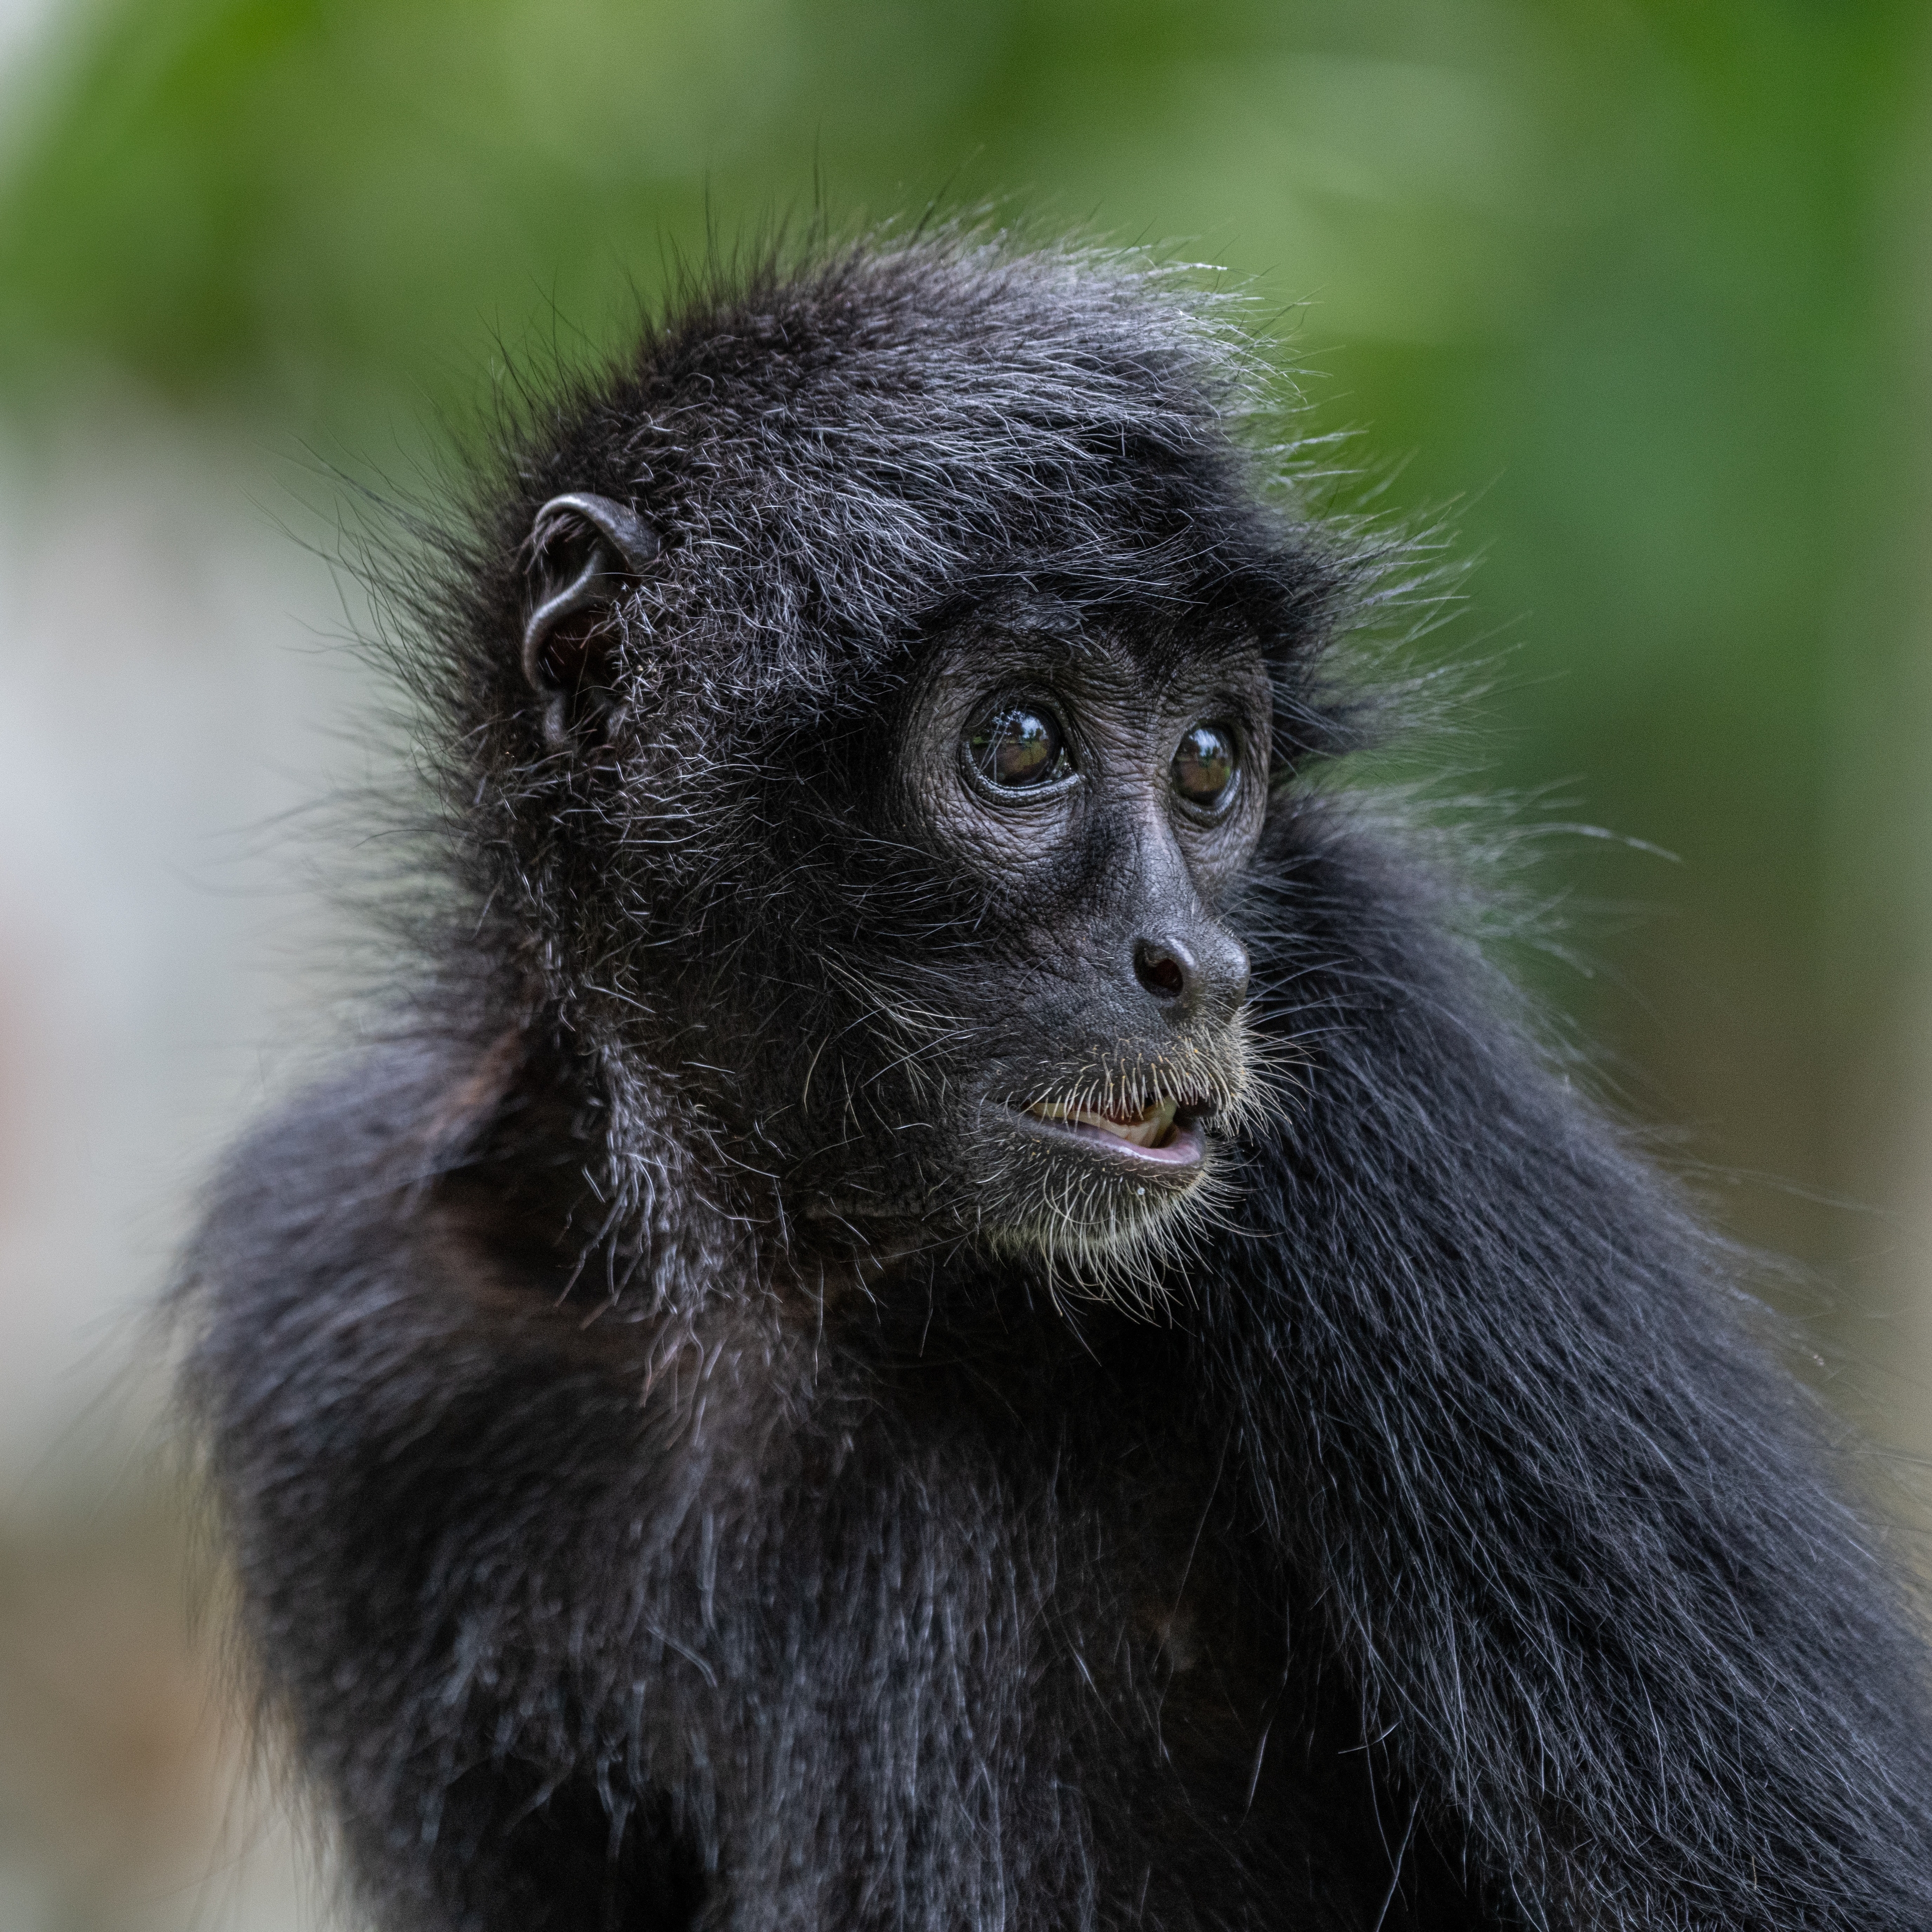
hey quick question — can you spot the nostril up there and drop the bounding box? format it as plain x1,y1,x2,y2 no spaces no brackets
1134,940,1189,1001
1146,958,1184,997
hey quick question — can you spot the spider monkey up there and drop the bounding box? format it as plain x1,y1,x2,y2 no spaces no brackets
180,238,1932,1930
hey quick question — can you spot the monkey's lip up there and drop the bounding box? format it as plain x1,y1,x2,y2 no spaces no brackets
1017,1095,1205,1168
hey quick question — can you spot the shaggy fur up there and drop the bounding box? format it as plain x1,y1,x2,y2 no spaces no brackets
179,237,1932,1930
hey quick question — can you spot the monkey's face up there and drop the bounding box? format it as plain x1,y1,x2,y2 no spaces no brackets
783,597,1277,1293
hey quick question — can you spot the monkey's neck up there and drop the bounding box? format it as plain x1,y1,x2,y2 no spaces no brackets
424,1008,827,1320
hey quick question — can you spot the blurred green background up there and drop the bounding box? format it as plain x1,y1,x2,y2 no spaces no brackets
1,1,1929,1925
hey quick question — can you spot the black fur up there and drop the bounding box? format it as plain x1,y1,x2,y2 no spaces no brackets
179,237,1932,1929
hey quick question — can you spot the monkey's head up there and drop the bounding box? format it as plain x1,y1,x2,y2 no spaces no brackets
445,241,1355,1295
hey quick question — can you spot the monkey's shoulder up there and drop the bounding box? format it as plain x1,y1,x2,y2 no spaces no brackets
185,1032,598,1350
181,1025,831,1426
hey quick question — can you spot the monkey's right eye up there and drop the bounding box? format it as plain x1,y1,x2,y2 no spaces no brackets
965,707,1072,791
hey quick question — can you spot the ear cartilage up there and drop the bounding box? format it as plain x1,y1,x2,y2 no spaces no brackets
520,493,662,741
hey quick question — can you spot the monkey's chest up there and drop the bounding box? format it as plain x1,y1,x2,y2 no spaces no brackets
816,1397,1403,1926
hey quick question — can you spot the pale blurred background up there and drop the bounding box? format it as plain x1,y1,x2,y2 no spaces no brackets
2,1,1930,1925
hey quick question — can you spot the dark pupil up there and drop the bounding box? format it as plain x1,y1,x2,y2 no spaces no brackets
969,708,1063,788
1173,723,1236,805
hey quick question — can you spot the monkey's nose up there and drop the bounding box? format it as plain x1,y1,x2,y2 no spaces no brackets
1132,931,1250,1019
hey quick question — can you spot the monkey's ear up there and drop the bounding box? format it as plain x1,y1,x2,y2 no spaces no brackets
521,493,661,748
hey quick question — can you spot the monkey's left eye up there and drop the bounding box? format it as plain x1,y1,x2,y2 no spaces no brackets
965,706,1073,791
1172,722,1238,809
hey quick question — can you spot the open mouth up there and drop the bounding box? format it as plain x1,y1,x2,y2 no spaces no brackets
1019,1094,1206,1169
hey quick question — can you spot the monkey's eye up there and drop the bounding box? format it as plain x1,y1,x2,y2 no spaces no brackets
1172,723,1238,810
965,706,1072,791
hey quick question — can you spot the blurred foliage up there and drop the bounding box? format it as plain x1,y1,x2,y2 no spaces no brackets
1,0,1927,1277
